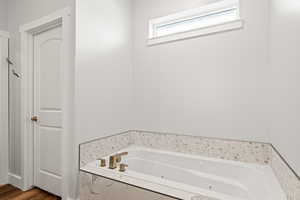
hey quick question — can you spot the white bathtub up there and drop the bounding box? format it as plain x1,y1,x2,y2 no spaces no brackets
82,146,286,200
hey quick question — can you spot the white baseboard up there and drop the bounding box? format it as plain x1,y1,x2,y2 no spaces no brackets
8,173,23,190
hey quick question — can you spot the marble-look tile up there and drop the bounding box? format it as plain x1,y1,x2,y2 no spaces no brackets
80,130,272,168
79,130,300,200
271,149,300,200
80,172,178,200
79,131,133,167
130,130,272,165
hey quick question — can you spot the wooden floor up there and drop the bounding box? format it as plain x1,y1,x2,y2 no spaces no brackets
0,185,60,200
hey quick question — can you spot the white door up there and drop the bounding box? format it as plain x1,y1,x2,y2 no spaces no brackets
32,25,63,196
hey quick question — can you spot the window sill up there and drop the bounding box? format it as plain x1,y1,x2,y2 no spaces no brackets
147,19,243,46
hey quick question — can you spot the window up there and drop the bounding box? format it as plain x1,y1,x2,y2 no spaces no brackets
148,0,242,45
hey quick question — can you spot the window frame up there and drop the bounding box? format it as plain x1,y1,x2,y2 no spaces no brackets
148,0,243,45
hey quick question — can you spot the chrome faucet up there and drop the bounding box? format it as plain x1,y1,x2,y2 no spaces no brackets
109,152,128,169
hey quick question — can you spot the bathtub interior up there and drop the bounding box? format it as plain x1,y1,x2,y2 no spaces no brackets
83,146,287,200
124,157,249,199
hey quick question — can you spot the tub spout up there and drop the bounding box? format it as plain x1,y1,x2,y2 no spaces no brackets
109,152,128,169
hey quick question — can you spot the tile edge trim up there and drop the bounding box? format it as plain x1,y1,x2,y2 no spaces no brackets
271,144,300,180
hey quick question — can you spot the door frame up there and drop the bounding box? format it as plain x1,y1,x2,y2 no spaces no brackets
20,8,73,199
0,31,9,185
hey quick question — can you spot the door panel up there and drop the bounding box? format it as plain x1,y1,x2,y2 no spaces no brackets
39,128,62,176
39,111,62,128
39,39,61,110
33,26,63,196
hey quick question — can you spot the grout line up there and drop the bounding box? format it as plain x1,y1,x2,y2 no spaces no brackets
270,144,300,180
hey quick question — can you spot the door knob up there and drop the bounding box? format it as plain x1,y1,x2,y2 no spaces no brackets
31,116,38,122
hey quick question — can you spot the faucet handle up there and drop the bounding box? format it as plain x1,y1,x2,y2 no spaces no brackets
97,158,106,167
119,164,128,172
116,152,128,163
109,152,128,169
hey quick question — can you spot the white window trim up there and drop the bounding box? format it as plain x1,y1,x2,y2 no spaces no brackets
148,0,243,46
148,19,243,46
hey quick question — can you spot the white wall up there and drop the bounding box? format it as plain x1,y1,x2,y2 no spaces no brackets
7,0,74,179
0,34,9,185
0,0,7,30
76,0,133,143
2,0,299,195
269,0,300,175
132,0,270,142
0,0,8,185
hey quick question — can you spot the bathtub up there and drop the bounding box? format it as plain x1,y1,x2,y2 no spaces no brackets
81,146,286,200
